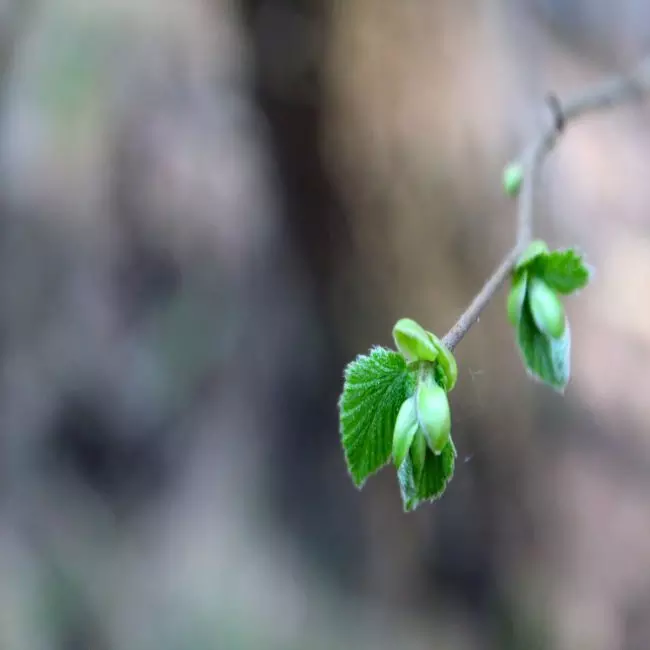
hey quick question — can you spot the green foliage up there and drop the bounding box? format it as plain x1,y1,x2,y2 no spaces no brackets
518,300,571,391
507,271,528,326
392,396,418,469
398,440,456,512
338,320,458,510
339,347,415,487
416,373,451,454
337,241,591,510
507,243,589,391
410,429,428,478
393,318,438,362
426,331,458,391
528,277,566,339
535,249,591,294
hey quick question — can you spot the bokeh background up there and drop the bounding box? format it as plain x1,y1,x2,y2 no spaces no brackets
1,1,650,649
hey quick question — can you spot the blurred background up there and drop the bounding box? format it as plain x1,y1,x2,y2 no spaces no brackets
0,1,650,649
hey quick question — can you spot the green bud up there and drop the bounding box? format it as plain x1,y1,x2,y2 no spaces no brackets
515,240,549,271
528,278,565,339
410,429,428,479
507,271,528,326
416,376,451,455
392,397,419,469
427,332,458,391
503,162,523,197
393,318,438,363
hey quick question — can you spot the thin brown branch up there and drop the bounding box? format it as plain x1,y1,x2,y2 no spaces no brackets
441,57,650,352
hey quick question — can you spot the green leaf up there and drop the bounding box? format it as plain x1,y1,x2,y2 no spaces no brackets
535,249,591,295
517,302,571,391
410,429,428,480
339,347,416,487
507,271,528,326
427,331,458,391
392,318,438,362
416,375,451,454
397,440,456,511
392,397,418,469
528,278,565,339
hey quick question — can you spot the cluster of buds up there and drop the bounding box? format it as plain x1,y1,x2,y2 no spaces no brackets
391,319,457,473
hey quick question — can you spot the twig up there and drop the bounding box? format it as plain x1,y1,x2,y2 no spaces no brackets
442,57,650,351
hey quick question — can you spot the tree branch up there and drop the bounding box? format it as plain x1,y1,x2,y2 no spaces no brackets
442,57,650,352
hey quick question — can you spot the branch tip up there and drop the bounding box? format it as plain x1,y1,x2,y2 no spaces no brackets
441,57,650,349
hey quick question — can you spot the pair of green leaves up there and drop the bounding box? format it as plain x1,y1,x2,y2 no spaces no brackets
507,241,591,391
338,319,457,511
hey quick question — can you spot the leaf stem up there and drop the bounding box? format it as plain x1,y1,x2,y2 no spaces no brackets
442,57,650,352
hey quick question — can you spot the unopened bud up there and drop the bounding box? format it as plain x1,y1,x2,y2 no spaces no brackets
393,318,438,363
507,272,528,326
410,429,428,478
392,397,418,469
528,278,565,339
427,331,458,391
416,377,451,455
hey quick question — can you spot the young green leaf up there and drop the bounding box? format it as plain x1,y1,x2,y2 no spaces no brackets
507,271,528,326
392,397,418,469
339,347,416,487
427,331,458,391
392,318,438,362
410,429,427,480
416,375,451,454
397,441,456,512
528,278,565,339
535,249,591,294
517,303,571,391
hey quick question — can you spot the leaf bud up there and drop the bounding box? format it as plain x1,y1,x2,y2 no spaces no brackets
507,271,528,326
410,429,428,478
528,277,566,339
427,331,458,391
416,376,451,455
392,397,418,469
393,318,438,362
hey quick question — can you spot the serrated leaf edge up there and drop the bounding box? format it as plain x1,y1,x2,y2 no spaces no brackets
338,346,415,487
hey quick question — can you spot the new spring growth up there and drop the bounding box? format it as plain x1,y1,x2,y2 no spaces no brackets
528,277,565,339
506,240,591,390
416,373,451,454
391,319,456,469
508,241,565,338
336,51,646,508
392,396,418,469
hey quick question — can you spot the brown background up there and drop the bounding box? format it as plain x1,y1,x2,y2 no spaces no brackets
0,1,649,649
